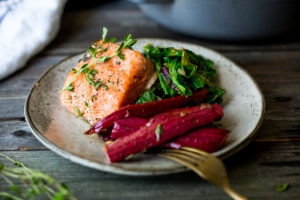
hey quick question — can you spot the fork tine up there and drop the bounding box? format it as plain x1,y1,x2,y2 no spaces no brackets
159,147,248,200
160,149,207,178
161,154,202,173
164,148,206,162
161,148,228,184
181,146,212,158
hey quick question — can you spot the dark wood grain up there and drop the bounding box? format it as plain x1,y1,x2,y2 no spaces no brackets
0,1,299,199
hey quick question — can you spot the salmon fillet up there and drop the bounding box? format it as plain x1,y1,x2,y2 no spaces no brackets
60,40,156,124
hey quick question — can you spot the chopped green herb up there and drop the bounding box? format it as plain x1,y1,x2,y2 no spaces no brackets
87,28,137,63
101,26,116,43
155,124,163,141
87,46,97,58
123,34,137,48
91,95,96,102
72,68,77,73
64,82,74,91
95,80,108,90
276,183,289,192
87,45,109,59
78,64,89,74
74,107,84,117
99,55,111,62
115,33,137,60
76,64,108,90
102,26,108,41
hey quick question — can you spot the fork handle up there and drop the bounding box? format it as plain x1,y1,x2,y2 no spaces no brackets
223,186,248,200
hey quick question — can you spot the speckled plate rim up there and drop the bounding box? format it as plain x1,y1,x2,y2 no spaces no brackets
25,38,265,176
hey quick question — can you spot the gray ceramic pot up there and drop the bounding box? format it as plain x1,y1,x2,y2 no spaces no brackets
130,0,300,41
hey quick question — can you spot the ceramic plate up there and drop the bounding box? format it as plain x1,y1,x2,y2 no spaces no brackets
25,39,265,176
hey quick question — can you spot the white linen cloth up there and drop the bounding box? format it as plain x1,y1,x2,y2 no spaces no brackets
0,0,67,80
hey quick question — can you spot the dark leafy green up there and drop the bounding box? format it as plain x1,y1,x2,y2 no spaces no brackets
137,44,224,104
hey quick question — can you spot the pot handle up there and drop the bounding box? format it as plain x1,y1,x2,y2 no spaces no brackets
128,0,173,4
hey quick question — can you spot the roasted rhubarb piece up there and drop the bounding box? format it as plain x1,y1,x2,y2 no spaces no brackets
164,127,230,152
85,89,208,134
109,118,229,152
104,104,223,162
111,117,148,139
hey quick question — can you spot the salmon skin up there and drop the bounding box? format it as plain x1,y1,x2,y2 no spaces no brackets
60,40,156,124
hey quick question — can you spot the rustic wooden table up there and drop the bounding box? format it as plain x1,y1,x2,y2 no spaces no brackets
1,1,299,199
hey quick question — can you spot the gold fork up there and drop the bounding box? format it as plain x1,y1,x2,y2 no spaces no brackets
159,146,248,200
